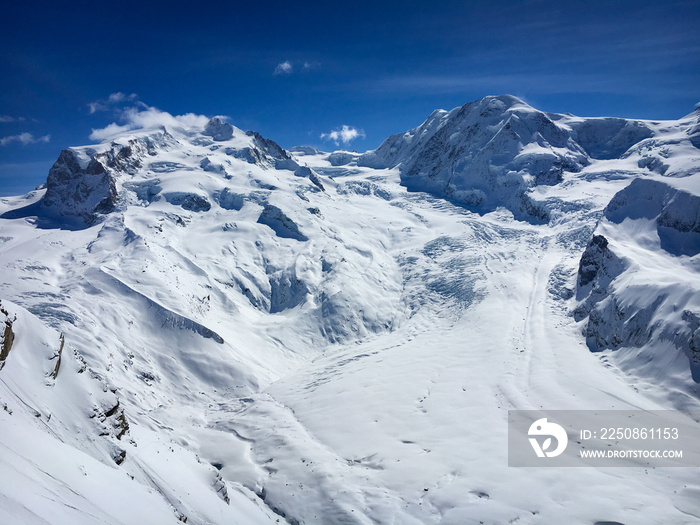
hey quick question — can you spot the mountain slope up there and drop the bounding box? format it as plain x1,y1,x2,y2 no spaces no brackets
1,98,700,523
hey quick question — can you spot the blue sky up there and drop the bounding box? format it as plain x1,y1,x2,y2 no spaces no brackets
1,0,699,196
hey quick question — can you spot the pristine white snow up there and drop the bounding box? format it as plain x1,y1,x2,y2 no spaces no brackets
0,97,699,524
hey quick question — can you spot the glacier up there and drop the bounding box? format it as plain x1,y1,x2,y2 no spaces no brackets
0,95,699,524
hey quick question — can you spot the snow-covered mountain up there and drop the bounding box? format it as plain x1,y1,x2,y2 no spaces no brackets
1,96,700,524
360,95,664,220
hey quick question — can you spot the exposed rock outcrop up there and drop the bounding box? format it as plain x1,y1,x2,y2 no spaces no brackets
43,149,118,223
0,301,15,371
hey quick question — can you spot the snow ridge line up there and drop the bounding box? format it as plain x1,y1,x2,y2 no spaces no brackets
95,268,225,344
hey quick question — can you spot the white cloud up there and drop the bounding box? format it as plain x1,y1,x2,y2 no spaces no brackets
88,92,139,114
273,60,319,75
89,104,210,141
320,125,366,146
0,132,50,146
108,92,137,103
89,123,131,141
0,115,26,123
88,102,105,114
274,61,293,75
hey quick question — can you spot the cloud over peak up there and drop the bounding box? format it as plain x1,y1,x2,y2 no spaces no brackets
89,104,211,141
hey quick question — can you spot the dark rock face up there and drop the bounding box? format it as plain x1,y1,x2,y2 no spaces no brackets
43,149,118,224
683,311,700,376
0,301,15,371
246,131,293,167
257,205,308,241
573,233,626,347
578,235,612,287
224,130,324,189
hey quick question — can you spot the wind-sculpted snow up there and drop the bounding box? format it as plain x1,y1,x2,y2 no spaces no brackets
1,96,700,523
0,299,137,480
327,150,359,166
605,178,700,256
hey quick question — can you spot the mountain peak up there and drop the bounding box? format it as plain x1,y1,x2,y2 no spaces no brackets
471,94,530,111
359,95,587,219
203,117,234,141
32,115,326,225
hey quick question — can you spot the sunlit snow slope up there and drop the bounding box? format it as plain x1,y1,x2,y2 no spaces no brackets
1,96,699,524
